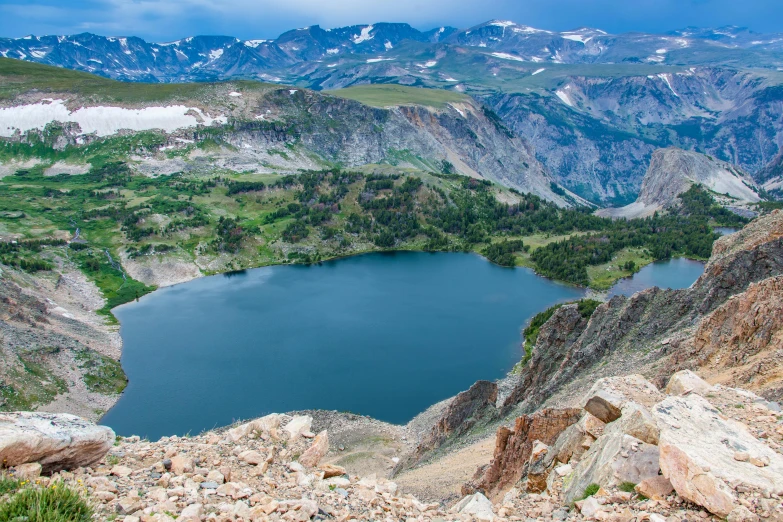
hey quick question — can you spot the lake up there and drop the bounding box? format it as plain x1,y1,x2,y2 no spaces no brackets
102,252,585,439
606,257,705,298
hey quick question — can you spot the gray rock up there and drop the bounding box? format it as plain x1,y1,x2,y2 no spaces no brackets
200,481,220,490
563,430,660,504
0,412,114,472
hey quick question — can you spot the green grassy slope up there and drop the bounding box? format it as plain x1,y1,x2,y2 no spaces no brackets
328,84,470,108
0,57,277,102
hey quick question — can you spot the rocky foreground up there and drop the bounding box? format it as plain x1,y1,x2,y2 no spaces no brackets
2,368,782,521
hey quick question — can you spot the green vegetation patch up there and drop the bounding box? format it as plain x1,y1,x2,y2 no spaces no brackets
75,350,127,395
0,483,92,522
328,84,470,109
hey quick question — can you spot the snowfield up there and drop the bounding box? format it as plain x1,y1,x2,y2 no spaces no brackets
0,100,227,138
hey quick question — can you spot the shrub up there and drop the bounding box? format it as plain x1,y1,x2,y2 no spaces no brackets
576,483,601,501
0,484,92,522
618,481,637,493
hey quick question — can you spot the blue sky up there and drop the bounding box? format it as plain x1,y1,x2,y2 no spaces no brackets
0,0,780,41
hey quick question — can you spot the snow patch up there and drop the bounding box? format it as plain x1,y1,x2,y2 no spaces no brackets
352,25,374,44
0,100,227,138
532,68,546,75
326,48,339,55
490,52,525,62
657,73,679,97
244,40,267,48
384,41,393,50
490,20,516,28
289,89,298,95
442,76,459,82
562,33,592,44
417,60,437,68
228,92,242,97
367,57,394,63
326,63,338,68
30,50,47,58
555,90,574,107
655,48,667,54
449,104,465,117
209,49,224,61
512,26,552,34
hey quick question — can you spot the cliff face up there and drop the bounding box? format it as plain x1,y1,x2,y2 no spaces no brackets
596,147,761,218
503,210,783,413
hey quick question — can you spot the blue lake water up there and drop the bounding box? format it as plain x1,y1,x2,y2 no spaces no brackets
102,252,585,439
102,252,706,439
607,257,705,298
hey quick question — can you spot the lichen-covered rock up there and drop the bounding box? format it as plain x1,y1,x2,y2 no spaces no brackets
654,394,783,517
563,430,660,504
0,412,114,472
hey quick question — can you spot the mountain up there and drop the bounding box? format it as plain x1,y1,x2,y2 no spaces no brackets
597,147,761,219
2,21,783,205
0,59,576,205
2,22,781,83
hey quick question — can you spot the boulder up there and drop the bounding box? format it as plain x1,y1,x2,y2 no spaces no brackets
453,492,495,521
654,394,783,517
665,370,715,396
0,412,114,472
635,476,674,500
170,455,194,475
12,462,42,480
563,430,660,504
612,402,659,445
584,389,624,423
284,416,313,440
179,503,203,521
319,463,346,479
583,375,665,423
227,413,284,442
299,430,328,468
525,441,550,493
550,421,591,464
238,450,265,465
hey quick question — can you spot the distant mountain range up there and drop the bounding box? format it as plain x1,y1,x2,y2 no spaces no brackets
1,20,783,205
1,21,782,83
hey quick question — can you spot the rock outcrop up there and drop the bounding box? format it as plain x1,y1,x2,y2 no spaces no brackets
0,412,114,472
597,147,761,219
466,408,581,499
655,393,783,517
405,380,498,467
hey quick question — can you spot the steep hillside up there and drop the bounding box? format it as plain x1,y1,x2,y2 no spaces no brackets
597,147,761,218
0,59,576,205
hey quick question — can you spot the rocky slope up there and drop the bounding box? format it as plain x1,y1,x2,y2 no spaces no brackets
596,147,761,218
0,262,124,421
2,371,781,521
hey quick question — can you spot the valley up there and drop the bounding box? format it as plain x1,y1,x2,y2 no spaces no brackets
1,13,783,522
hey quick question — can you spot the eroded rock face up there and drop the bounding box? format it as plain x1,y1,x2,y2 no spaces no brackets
688,276,783,401
654,394,783,517
469,408,582,499
0,412,114,472
409,380,498,466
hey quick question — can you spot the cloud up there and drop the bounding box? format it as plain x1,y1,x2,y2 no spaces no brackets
0,0,780,41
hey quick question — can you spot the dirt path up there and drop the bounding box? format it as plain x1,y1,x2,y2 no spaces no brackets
394,435,495,503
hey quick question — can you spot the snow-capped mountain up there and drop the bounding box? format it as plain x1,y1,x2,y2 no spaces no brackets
1,20,781,83
0,23,458,82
